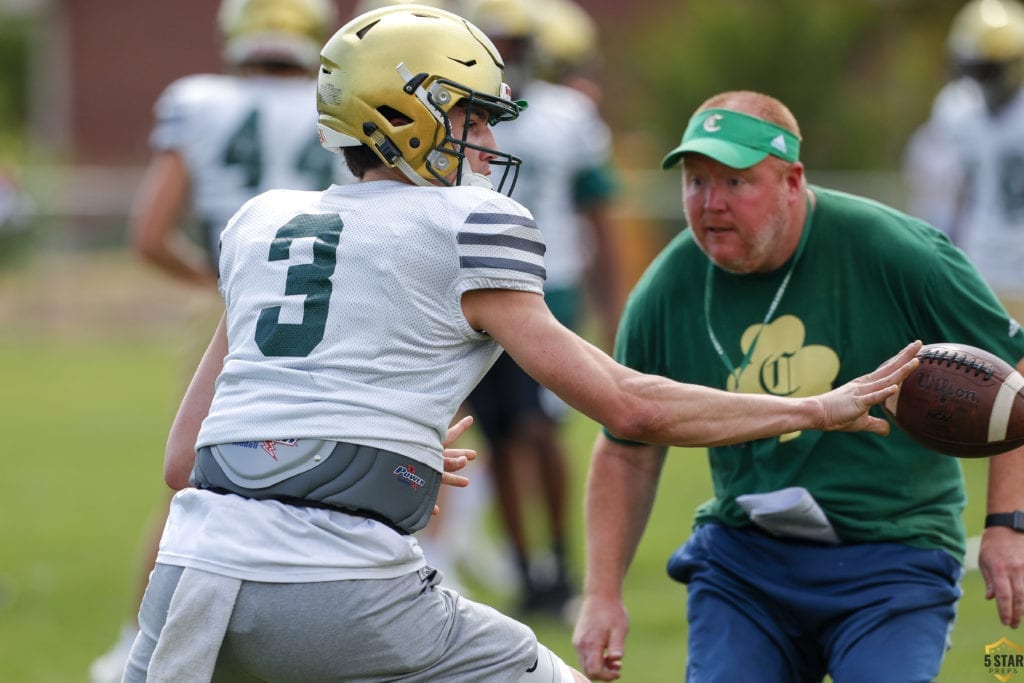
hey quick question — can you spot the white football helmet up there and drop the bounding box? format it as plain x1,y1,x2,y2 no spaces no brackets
316,5,523,193
218,0,338,71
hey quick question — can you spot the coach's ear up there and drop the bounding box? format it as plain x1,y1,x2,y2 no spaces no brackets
783,161,805,204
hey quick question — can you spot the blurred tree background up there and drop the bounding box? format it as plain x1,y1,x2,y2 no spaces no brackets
0,14,35,267
595,0,964,172
0,19,30,160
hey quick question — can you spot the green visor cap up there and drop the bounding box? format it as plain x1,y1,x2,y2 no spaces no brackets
661,108,801,170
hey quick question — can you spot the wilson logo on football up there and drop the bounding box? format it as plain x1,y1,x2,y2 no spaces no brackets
392,464,427,492
883,342,1024,457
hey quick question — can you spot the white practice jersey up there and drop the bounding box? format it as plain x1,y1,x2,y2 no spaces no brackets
164,181,545,583
918,78,1024,294
495,79,613,290
150,73,355,263
196,180,547,474
902,80,980,237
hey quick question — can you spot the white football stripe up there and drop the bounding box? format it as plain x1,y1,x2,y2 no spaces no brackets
989,370,1024,442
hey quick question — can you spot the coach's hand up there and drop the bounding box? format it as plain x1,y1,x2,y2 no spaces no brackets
573,593,626,680
980,525,1024,628
979,435,1024,628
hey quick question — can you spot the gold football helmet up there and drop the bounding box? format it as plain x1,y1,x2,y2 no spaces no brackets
459,0,533,41
459,0,536,90
351,0,449,16
316,5,522,192
532,0,598,82
948,0,1024,110
218,0,338,70
949,0,1024,63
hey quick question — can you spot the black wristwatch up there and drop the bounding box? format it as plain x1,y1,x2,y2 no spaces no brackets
985,511,1024,532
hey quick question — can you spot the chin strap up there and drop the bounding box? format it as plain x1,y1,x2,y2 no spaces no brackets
460,172,493,190
396,155,492,191
395,157,434,187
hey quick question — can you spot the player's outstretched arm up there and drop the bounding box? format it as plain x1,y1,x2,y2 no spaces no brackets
463,287,921,448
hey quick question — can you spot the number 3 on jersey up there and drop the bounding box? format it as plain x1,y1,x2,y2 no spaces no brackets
255,214,343,357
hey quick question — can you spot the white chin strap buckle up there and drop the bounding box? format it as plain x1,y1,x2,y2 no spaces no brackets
460,173,493,191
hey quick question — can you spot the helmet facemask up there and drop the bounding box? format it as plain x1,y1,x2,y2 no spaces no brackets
956,58,1024,113
404,71,522,193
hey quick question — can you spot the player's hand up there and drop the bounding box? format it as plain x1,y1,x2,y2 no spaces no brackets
442,415,476,485
816,340,922,435
433,415,477,516
980,525,1024,628
573,594,627,680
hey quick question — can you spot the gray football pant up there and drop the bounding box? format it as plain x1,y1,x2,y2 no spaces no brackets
124,563,542,682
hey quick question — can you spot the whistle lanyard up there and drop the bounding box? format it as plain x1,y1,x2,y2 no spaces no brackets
704,196,813,388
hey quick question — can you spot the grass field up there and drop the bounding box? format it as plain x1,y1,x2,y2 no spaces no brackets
0,250,1014,682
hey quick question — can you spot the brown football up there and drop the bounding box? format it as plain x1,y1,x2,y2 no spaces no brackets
882,342,1024,457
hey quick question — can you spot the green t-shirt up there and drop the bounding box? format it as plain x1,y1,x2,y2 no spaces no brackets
611,186,1024,562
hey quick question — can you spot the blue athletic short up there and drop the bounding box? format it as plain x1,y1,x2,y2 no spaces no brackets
667,523,963,683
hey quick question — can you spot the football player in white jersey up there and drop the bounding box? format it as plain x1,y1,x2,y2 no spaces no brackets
90,2,344,681
122,5,921,681
459,0,623,618
906,0,1024,326
902,77,978,238
131,0,351,284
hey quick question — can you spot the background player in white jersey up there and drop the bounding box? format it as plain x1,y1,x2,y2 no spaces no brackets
132,0,350,284
123,5,921,680
89,1,343,681
902,77,976,237
904,0,1024,326
460,0,623,618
